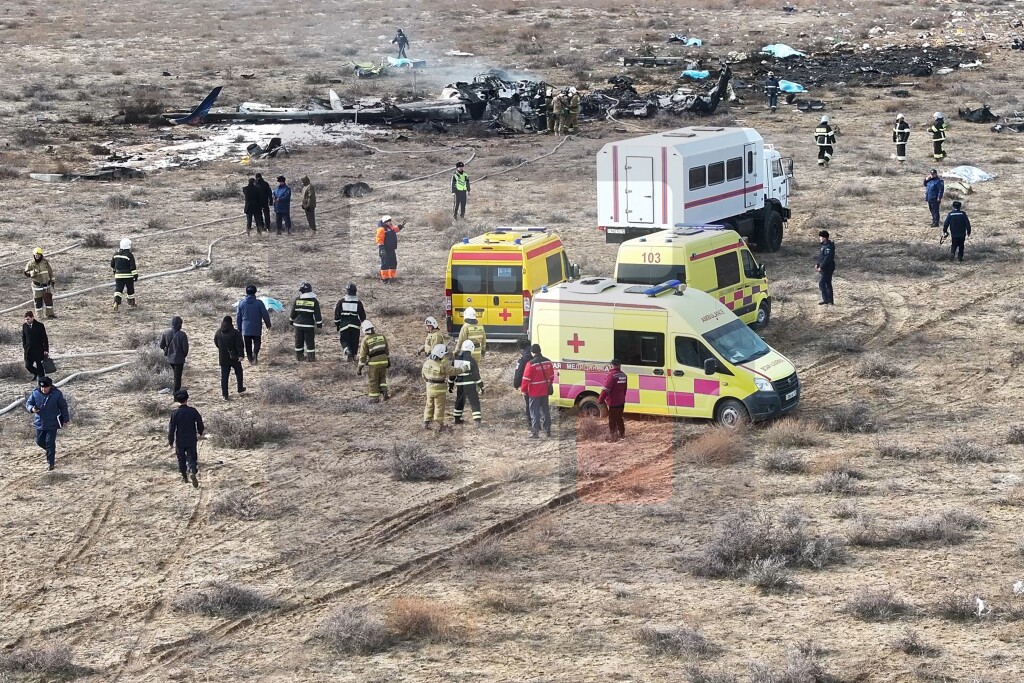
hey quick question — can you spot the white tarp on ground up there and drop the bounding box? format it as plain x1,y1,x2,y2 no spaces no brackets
943,166,997,184
761,44,806,58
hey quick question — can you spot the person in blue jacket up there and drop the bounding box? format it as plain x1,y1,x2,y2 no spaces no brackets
25,376,70,471
924,169,945,228
273,175,292,235
236,284,272,364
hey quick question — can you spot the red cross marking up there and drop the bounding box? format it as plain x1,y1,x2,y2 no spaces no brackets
498,308,511,322
567,333,586,353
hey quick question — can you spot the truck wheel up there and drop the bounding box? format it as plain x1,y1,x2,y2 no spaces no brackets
715,399,749,429
754,300,771,329
758,211,783,253
576,395,601,418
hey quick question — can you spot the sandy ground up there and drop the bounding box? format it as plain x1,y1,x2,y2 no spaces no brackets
1,0,1024,681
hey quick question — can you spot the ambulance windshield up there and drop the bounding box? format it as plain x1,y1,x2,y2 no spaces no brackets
703,319,770,364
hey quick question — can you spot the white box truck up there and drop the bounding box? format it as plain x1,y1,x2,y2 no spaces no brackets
596,126,793,250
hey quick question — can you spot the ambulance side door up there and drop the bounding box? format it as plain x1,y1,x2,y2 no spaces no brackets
612,312,669,416
671,336,721,417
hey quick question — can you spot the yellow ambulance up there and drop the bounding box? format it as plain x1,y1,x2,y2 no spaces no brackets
528,277,799,427
614,225,772,328
446,227,577,342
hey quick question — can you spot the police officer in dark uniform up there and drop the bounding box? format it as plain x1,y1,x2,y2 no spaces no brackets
942,201,972,262
816,230,835,305
763,71,780,112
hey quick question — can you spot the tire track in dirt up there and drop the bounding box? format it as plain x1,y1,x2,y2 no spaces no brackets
53,496,120,570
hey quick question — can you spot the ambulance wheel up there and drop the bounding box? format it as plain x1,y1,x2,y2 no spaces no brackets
754,300,771,329
715,399,749,429
759,211,783,253
576,395,601,418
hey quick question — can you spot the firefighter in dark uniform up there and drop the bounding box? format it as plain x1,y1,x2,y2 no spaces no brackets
333,283,366,362
815,230,836,305
452,339,483,427
110,237,138,310
892,113,910,162
289,282,323,361
763,71,780,112
930,112,948,160
814,115,835,166
942,200,972,262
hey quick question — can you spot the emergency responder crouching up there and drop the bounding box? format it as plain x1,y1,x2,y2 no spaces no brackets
289,282,323,361
942,200,972,262
358,320,390,401
814,116,836,167
422,343,459,431
334,283,366,362
419,317,446,356
111,238,138,310
456,307,486,361
763,71,779,113
24,247,57,318
452,340,483,427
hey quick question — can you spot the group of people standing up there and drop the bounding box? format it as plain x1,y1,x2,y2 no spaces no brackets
539,86,581,135
243,174,316,236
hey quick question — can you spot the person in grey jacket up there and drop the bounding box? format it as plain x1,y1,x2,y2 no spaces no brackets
159,316,189,393
25,376,70,470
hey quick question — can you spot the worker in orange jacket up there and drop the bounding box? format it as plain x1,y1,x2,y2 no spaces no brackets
375,215,402,284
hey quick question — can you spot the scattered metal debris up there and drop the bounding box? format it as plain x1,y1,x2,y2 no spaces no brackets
760,46,979,87
583,68,732,119
958,105,999,123
342,181,373,198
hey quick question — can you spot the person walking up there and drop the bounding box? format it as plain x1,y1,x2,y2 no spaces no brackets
168,389,204,488
521,344,555,438
419,317,446,356
25,376,69,471
422,343,458,431
452,340,484,427
598,359,627,442
255,173,273,230
334,283,366,363
512,338,532,428
273,175,292,235
214,315,246,400
892,113,910,162
289,282,323,361
243,178,265,235
815,230,836,306
814,115,835,167
942,200,972,262
358,319,390,401
375,215,402,284
451,162,470,220
301,175,317,234
924,168,945,227
159,316,189,393
392,28,410,58
456,307,486,360
930,112,948,160
110,237,138,310
565,87,581,133
237,285,272,364
763,71,780,112
24,247,56,318
22,310,49,383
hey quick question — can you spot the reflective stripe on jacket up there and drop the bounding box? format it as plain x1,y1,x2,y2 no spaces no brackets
359,333,389,365
521,355,555,397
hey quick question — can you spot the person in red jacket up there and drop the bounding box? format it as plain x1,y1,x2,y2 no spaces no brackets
598,358,627,441
520,343,555,438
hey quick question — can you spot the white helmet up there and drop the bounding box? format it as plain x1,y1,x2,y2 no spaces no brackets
463,307,477,321
934,111,943,119
569,86,577,95
119,238,132,250
381,214,392,223
896,113,904,120
431,343,447,359
361,320,375,333
820,115,829,124
461,339,476,353
424,316,438,328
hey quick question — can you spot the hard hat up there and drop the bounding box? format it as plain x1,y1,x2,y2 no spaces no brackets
431,343,447,359
461,339,476,353
569,86,577,94
424,316,438,328
33,247,43,255
381,214,392,223
820,115,829,123
463,307,477,320
896,113,904,120
119,238,132,250
346,283,357,295
934,111,943,119
299,282,312,293
361,319,375,333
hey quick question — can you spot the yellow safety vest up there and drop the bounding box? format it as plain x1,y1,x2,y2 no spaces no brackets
453,172,469,192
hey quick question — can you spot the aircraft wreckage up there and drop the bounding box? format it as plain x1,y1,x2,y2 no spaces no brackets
160,69,731,131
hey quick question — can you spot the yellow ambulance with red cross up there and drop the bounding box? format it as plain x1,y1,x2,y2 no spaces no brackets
528,276,799,427
446,228,577,342
614,225,772,328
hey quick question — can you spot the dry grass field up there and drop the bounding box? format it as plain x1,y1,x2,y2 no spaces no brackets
2,0,1024,681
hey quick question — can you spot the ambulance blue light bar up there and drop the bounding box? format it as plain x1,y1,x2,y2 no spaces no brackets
644,280,682,297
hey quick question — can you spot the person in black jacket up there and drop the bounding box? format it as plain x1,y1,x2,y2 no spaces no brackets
168,389,204,487
254,173,273,231
333,283,366,362
942,200,972,262
452,340,483,427
22,310,49,382
815,230,836,305
243,178,266,235
214,315,246,400
512,338,532,427
110,238,138,310
159,316,189,393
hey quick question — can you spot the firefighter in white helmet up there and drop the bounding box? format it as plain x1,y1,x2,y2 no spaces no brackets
930,111,948,160
455,307,486,360
452,339,483,427
421,343,460,431
892,113,910,162
419,316,446,356
358,319,390,401
110,237,138,310
813,115,836,167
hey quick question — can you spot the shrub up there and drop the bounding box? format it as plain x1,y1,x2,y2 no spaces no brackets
386,597,456,642
763,419,822,448
637,626,721,657
0,164,20,179
193,183,240,201
0,642,79,677
259,378,304,404
939,438,995,464
313,606,391,653
763,451,807,474
210,265,259,288
891,629,940,657
855,352,901,378
117,366,172,392
426,210,451,231
172,581,279,617
80,230,110,248
822,401,879,433
876,441,922,460
386,169,411,181
895,510,982,546
935,590,984,621
125,329,159,349
816,471,859,495
844,588,913,621
685,666,738,683
206,414,291,449
495,154,527,167
822,334,864,353
211,489,264,520
457,538,506,567
437,221,479,248
138,397,171,418
390,443,450,481
748,651,830,683
1008,426,1024,445
481,590,534,614
0,360,25,379
107,193,141,210
0,327,17,345
746,556,796,592
387,353,421,380
685,427,747,465
147,217,169,231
